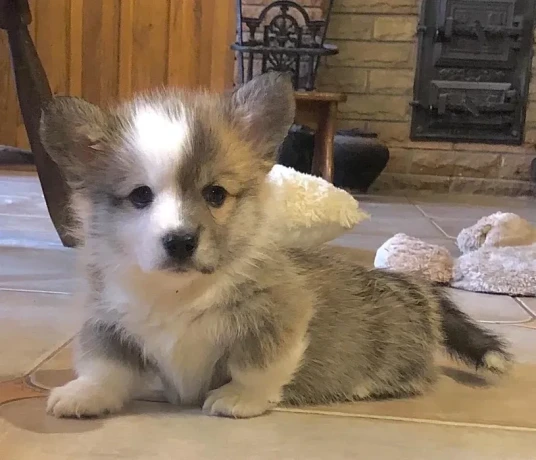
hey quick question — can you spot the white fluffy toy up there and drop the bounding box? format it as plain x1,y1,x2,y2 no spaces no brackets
374,212,536,296
374,233,453,284
457,211,536,254
266,165,369,248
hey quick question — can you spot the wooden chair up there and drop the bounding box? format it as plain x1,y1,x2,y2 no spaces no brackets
0,0,76,247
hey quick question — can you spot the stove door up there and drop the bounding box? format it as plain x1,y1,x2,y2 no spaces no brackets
411,0,534,144
434,0,522,68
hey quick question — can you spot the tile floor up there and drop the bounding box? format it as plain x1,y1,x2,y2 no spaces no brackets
1,170,535,459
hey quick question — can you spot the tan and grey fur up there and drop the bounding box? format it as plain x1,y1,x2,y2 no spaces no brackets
40,73,510,419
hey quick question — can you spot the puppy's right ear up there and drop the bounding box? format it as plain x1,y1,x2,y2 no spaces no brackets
40,96,110,184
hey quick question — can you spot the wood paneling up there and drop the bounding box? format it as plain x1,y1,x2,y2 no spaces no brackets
0,0,236,149
131,0,169,94
82,0,121,105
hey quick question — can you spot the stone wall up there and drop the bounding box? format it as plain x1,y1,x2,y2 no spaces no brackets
241,0,325,20
315,0,536,195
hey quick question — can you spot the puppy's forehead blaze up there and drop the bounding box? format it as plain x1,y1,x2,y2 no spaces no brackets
176,112,262,191
133,107,189,158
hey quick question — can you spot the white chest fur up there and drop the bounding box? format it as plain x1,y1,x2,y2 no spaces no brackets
102,271,233,405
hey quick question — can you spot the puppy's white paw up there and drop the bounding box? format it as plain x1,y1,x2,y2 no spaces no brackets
47,378,126,418
202,382,275,418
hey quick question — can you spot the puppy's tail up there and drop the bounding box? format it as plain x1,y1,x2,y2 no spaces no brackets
438,291,511,374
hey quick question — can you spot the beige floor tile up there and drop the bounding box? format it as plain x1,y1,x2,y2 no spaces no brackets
0,194,49,218
0,215,62,249
417,204,503,221
430,218,476,239
354,194,412,204
333,232,460,256
445,288,532,324
30,345,76,391
439,238,462,255
1,399,536,460
486,324,536,364
0,172,43,197
358,201,424,220
0,247,78,293
350,216,444,238
516,298,536,317
416,198,536,223
0,379,44,406
0,291,80,382
411,193,536,208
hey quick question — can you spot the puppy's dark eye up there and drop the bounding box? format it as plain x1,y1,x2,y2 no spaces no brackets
203,185,227,208
128,185,154,209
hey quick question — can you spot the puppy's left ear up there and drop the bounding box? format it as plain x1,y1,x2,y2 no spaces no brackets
228,72,295,161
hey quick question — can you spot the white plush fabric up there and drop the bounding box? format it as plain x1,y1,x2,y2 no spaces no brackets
266,165,369,248
457,212,536,254
452,243,536,296
374,233,453,283
372,212,536,296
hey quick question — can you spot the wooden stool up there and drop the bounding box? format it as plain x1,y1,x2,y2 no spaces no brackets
294,91,347,183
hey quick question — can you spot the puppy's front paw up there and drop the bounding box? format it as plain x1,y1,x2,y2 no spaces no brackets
47,378,126,418
202,382,274,418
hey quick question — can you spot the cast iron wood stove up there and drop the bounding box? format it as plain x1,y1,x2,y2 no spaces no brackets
411,0,536,144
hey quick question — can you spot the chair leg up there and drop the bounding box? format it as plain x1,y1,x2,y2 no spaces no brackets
311,102,336,183
1,0,78,247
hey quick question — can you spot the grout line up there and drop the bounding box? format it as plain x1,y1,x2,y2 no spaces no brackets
0,213,51,218
0,245,66,252
274,408,536,432
24,336,77,379
413,203,429,217
22,335,76,382
25,338,76,380
0,288,72,296
477,318,535,325
429,219,454,239
413,204,457,240
0,379,45,408
513,298,536,318
513,321,536,330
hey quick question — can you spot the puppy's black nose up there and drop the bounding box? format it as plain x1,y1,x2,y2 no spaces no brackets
162,231,198,260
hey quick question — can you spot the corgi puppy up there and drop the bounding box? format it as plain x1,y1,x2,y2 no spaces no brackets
40,73,510,419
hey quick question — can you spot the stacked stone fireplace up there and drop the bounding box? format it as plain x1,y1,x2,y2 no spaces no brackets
241,0,536,195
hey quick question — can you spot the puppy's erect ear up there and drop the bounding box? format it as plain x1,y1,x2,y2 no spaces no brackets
228,72,295,161
40,96,111,185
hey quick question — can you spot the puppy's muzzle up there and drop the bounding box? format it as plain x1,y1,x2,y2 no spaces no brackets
162,230,198,262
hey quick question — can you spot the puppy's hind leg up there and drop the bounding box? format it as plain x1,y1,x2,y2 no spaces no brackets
47,320,144,418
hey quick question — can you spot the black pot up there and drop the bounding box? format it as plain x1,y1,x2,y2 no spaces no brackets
277,125,390,193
